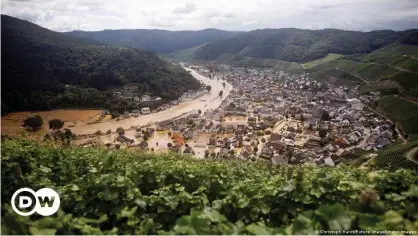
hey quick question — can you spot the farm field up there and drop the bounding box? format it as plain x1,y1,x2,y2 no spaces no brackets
377,95,418,134
302,53,343,69
373,140,418,170
1,109,103,136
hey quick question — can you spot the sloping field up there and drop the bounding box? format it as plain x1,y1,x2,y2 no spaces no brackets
214,53,303,71
374,141,418,171
388,71,418,89
302,53,343,69
371,56,418,73
310,68,363,84
366,43,418,58
167,45,201,61
377,95,418,134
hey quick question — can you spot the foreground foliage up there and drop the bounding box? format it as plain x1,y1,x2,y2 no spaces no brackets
1,138,418,235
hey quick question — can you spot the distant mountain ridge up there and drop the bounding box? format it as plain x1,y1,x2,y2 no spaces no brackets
188,28,418,63
65,28,242,54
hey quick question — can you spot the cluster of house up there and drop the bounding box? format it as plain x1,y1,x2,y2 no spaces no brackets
113,87,162,103
88,64,396,167
189,65,397,166
112,85,206,116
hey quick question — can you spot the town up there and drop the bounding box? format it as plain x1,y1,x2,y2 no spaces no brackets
77,64,396,167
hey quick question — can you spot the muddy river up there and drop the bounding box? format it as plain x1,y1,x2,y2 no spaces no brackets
71,68,233,135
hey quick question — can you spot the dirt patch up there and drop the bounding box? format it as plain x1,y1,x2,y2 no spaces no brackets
1,109,102,136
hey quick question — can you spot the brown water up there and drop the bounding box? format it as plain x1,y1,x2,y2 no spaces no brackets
71,68,233,135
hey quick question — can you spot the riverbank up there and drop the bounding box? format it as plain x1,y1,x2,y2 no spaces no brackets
70,68,233,135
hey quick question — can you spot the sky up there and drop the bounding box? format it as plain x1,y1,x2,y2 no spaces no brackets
1,0,418,32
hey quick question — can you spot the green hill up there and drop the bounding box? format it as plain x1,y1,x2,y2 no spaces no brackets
2,137,418,234
192,28,417,62
167,45,202,61
1,15,200,113
66,28,241,54
302,44,418,97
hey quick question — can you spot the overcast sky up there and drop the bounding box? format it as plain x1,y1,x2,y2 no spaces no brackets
2,0,418,32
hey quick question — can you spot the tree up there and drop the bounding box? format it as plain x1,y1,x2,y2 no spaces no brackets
204,149,210,158
167,143,173,148
300,114,305,124
319,129,328,139
168,131,172,136
321,111,330,121
206,85,212,92
116,127,125,135
219,90,223,97
111,111,121,119
48,119,64,130
23,115,43,130
198,109,202,115
222,82,225,88
64,128,73,140
143,134,149,141
106,130,112,135
253,147,259,153
261,137,266,143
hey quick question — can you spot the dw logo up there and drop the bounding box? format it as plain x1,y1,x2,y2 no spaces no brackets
11,188,60,216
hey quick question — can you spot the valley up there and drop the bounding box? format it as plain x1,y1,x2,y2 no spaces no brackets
1,10,418,235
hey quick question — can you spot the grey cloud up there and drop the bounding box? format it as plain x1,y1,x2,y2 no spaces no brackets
172,2,196,14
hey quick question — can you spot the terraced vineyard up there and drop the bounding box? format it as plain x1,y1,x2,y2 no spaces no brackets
377,95,418,134
388,71,418,89
304,44,418,98
373,141,418,171
302,53,342,69
2,137,418,235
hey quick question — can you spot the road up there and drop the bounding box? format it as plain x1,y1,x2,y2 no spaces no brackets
71,68,233,135
370,61,418,75
405,146,418,164
335,67,370,84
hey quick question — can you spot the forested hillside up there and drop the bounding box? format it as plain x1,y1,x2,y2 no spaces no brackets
66,28,241,54
2,137,418,234
1,15,200,113
191,28,418,62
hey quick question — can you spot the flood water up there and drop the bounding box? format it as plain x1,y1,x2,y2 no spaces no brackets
71,68,233,135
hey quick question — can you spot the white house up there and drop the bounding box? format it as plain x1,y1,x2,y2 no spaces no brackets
141,107,151,114
142,95,151,102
